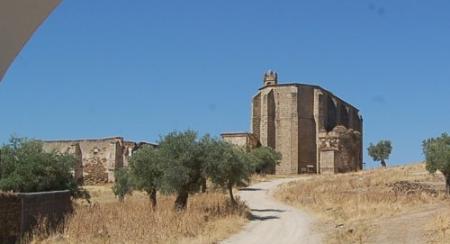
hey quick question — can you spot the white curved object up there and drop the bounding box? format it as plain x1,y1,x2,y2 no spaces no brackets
0,0,61,81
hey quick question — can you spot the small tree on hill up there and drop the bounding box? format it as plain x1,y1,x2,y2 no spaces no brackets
250,146,282,174
423,133,450,195
204,139,253,205
0,137,87,199
128,145,162,208
158,130,204,211
112,168,133,202
368,140,392,167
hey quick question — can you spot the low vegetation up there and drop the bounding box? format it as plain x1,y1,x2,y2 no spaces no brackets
0,137,86,198
423,133,450,194
249,146,281,174
25,130,281,243
31,188,249,244
426,209,450,244
276,164,449,243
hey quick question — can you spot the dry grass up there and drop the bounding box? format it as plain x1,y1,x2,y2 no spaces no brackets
250,173,298,184
30,187,249,244
276,164,449,243
426,209,450,244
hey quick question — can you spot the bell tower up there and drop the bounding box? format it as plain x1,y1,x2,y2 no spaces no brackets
263,70,278,86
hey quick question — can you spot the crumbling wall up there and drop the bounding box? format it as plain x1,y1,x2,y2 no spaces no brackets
43,138,156,184
78,139,121,185
318,126,362,173
42,142,83,183
43,138,124,184
221,133,259,151
123,141,137,168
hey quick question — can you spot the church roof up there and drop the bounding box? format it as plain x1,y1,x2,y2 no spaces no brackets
258,82,359,111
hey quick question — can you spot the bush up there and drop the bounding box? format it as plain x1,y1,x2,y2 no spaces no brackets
250,146,281,174
112,168,133,202
0,137,85,198
423,133,450,195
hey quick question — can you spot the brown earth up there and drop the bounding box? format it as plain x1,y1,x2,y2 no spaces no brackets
276,164,450,243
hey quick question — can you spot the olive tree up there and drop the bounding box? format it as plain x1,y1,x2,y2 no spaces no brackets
128,145,162,208
112,168,132,202
368,140,392,167
250,146,282,174
204,139,253,205
158,130,204,210
423,133,450,195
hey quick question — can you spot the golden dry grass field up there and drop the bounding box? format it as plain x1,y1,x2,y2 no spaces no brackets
276,164,450,244
31,186,249,244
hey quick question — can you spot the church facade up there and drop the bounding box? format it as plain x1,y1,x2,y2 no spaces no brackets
222,71,363,174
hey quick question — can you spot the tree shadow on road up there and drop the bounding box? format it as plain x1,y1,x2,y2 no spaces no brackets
251,209,285,213
239,188,263,191
248,214,280,221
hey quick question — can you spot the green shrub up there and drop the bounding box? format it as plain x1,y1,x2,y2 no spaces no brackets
0,137,86,198
112,168,133,202
423,133,450,195
250,146,281,174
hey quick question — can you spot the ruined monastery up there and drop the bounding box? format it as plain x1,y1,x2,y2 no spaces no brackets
222,71,363,174
42,137,155,184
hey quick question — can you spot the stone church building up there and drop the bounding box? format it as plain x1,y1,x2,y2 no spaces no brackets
222,71,363,174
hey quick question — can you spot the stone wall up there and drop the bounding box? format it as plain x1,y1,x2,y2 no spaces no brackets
43,138,156,184
0,191,72,242
0,193,21,242
42,142,83,183
318,126,362,173
221,133,259,151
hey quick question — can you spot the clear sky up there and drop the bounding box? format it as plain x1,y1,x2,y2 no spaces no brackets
1,0,450,169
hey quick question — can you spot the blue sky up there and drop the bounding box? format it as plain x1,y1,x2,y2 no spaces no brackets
1,0,450,168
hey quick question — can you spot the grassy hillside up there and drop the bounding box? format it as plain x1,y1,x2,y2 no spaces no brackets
276,164,450,244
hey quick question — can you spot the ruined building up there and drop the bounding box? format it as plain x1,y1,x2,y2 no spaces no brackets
222,71,363,174
42,137,155,184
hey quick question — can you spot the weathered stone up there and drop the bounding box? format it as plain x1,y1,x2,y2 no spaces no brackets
221,133,259,151
223,71,363,175
42,137,156,184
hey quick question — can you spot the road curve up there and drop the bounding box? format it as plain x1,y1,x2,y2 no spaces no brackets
222,177,322,244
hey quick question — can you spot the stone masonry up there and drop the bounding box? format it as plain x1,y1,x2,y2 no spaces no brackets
221,133,260,151
223,71,363,174
42,137,155,184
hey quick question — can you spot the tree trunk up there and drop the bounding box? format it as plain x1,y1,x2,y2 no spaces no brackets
381,160,387,168
149,189,157,209
175,191,189,211
445,174,450,196
201,177,207,193
228,183,236,206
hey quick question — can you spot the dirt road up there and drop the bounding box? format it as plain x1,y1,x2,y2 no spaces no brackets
222,177,322,244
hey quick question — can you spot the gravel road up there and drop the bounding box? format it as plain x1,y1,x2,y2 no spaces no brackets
222,177,322,244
